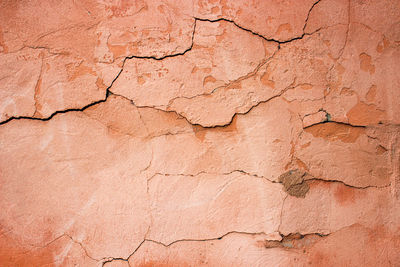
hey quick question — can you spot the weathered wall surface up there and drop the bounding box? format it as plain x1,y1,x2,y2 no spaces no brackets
1,0,400,266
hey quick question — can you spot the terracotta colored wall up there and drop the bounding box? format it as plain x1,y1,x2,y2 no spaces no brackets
1,0,399,266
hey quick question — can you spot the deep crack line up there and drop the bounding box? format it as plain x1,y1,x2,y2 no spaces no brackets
0,65,123,126
303,0,322,33
195,0,322,44
194,17,317,45
0,7,323,127
0,4,326,127
305,178,391,190
303,120,367,129
0,20,198,126
123,19,197,61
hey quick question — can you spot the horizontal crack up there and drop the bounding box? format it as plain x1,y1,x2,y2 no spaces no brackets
184,83,293,128
102,231,266,266
147,169,387,190
303,120,367,129
146,169,279,184
195,0,321,45
147,231,266,248
115,78,290,129
305,177,390,190
102,229,331,265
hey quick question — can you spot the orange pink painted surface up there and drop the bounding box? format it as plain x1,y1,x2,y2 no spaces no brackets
0,0,399,266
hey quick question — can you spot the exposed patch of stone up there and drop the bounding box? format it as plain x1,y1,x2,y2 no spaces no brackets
263,232,326,249
278,169,311,198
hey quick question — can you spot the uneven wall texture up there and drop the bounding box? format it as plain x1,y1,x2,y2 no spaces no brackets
1,0,400,266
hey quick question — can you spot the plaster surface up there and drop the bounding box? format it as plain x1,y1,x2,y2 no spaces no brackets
0,0,399,266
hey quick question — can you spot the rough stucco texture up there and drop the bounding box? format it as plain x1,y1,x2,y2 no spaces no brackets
0,0,400,266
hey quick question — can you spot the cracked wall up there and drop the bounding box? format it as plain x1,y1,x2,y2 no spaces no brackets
0,0,399,266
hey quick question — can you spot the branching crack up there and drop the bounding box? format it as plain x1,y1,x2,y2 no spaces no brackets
124,80,292,129
165,48,279,107
0,3,322,127
0,20,197,126
189,81,295,128
102,229,331,265
31,233,99,262
102,231,266,266
64,234,99,262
